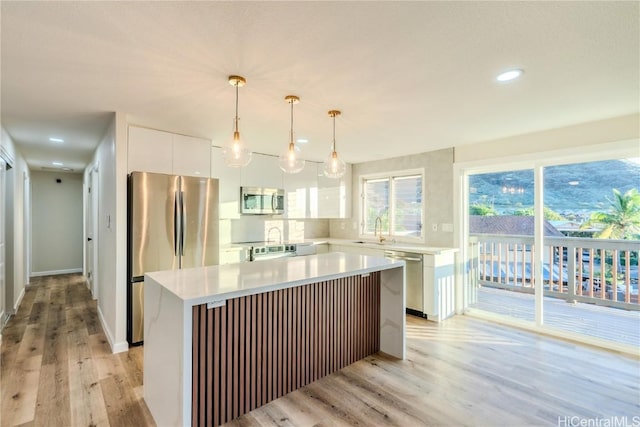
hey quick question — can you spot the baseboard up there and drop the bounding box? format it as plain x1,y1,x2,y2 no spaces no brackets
97,305,129,354
31,268,83,277
13,287,25,314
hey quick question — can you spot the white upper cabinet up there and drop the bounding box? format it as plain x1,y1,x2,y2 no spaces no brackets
240,153,283,189
172,134,211,177
128,126,211,178
283,162,319,219
127,126,173,174
211,146,241,219
318,163,352,218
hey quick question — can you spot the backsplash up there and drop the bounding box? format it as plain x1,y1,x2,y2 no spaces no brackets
221,216,330,244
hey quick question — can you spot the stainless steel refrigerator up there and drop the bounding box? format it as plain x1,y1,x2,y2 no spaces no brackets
127,172,219,345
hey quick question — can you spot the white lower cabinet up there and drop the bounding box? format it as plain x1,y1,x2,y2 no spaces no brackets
328,244,385,258
423,252,456,322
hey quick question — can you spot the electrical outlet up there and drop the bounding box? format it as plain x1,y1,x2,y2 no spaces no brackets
431,223,438,232
340,222,345,230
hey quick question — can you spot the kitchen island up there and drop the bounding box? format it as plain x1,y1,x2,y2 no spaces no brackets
143,252,405,427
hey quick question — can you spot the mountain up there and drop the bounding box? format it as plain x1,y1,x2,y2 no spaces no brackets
469,159,640,214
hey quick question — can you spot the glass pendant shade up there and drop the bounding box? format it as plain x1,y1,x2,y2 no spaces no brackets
279,95,305,174
223,130,252,167
223,75,252,168
279,142,305,174
323,150,346,178
323,110,345,179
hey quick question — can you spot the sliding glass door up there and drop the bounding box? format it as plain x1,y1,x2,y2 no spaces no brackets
462,155,639,348
466,167,537,323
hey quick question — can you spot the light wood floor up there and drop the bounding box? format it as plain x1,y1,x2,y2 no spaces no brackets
0,274,154,427
1,274,639,427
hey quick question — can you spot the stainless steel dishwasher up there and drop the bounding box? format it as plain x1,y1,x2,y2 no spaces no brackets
384,250,425,317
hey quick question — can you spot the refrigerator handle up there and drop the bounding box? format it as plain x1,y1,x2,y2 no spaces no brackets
180,191,185,256
173,191,178,256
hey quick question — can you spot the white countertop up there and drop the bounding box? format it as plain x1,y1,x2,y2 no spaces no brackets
306,238,458,255
145,252,403,306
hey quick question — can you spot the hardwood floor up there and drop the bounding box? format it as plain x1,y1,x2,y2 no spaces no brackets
0,274,154,427
2,273,638,426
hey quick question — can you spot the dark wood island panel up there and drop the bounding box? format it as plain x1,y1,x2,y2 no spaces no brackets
191,272,381,427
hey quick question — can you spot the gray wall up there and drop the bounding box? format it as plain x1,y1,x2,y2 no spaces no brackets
31,171,83,275
330,147,454,247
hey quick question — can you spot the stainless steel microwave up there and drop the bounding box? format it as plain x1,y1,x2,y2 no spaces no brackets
240,187,285,215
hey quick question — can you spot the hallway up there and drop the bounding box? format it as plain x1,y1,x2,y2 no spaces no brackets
0,274,154,426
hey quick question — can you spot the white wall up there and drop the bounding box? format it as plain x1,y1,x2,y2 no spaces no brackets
455,113,640,163
0,127,30,324
31,171,83,275
330,148,455,248
86,112,128,353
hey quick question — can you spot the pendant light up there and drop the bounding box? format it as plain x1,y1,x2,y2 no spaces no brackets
222,75,252,167
278,95,305,174
322,110,346,178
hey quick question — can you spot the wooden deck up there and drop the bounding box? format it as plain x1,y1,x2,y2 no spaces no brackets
470,286,640,347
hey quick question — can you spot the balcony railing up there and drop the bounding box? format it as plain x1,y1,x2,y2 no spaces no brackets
468,234,640,310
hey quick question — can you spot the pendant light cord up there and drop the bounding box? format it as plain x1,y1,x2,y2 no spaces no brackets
234,82,239,133
290,99,294,144
332,114,337,153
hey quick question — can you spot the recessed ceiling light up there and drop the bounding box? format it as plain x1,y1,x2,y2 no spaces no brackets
52,161,63,166
296,138,309,144
49,137,64,143
496,69,523,82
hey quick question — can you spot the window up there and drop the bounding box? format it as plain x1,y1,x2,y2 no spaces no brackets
362,173,423,239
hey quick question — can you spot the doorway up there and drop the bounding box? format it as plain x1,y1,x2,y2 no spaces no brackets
0,158,5,326
86,165,99,299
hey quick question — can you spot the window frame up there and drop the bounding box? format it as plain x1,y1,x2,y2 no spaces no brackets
360,168,425,242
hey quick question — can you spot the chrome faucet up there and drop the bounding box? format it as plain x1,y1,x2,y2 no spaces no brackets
267,226,282,244
374,216,386,243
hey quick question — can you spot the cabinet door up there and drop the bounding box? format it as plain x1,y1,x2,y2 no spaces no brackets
172,134,211,177
318,163,352,218
128,126,173,174
240,153,283,189
283,162,319,218
211,146,241,219
328,244,384,257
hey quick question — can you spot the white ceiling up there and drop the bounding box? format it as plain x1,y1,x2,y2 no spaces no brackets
1,1,638,173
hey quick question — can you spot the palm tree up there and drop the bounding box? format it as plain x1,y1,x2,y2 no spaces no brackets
582,188,640,239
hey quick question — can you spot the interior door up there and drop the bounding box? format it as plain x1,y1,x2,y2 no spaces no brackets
130,172,180,277
180,176,219,268
86,171,94,292
0,159,5,322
